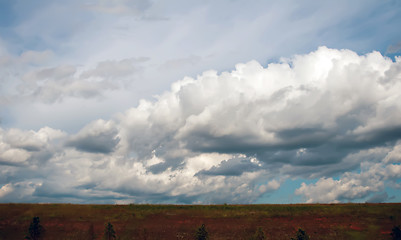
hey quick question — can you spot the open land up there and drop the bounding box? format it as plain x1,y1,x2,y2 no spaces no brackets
0,203,400,239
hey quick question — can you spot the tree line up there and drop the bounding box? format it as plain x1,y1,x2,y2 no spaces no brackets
24,216,401,239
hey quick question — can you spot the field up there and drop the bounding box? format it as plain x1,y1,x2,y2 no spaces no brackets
0,203,400,239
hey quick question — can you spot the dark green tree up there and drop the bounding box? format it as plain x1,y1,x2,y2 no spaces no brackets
104,222,116,240
249,227,266,240
291,228,310,240
391,225,401,240
195,224,209,240
26,217,44,240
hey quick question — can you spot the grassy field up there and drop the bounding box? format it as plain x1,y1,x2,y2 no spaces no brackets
0,203,400,239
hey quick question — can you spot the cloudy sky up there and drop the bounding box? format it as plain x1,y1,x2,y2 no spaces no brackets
1,0,401,204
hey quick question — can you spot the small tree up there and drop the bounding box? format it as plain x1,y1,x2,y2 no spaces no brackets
249,227,266,240
391,226,401,240
291,228,310,240
26,216,44,240
195,224,209,240
104,222,116,240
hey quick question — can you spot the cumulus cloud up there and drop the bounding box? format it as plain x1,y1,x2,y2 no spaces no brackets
295,141,401,203
116,47,401,168
66,119,119,154
0,182,39,202
0,184,13,198
295,161,401,203
108,47,401,202
0,127,65,166
1,47,401,203
197,156,262,176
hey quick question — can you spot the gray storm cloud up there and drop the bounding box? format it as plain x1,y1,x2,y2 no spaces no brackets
1,47,401,203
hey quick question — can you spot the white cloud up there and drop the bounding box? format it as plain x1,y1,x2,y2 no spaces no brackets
1,47,401,203
0,148,30,165
295,163,395,203
0,48,147,106
80,58,149,80
2,0,401,134
0,184,13,198
16,60,145,103
105,47,401,202
115,47,401,167
0,127,65,165
1,0,401,204
296,143,401,203
0,181,42,202
66,119,119,154
259,179,280,193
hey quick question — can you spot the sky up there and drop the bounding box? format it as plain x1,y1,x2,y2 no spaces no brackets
1,0,401,204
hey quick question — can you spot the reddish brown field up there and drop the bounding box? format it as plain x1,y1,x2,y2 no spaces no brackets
0,203,400,239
